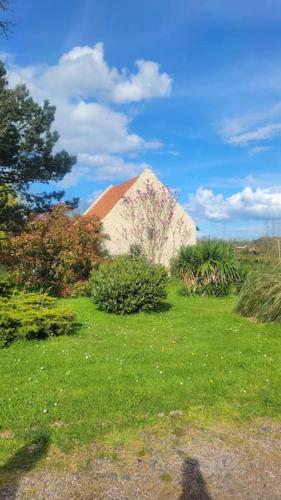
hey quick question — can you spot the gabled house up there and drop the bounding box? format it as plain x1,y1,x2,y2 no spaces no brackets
84,167,196,266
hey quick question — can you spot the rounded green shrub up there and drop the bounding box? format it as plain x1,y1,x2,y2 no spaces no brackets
90,256,168,314
234,267,281,323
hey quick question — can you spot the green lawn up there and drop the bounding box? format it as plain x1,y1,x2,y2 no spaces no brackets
1,282,281,466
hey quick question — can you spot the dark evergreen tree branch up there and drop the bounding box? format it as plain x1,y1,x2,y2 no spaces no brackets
0,60,78,237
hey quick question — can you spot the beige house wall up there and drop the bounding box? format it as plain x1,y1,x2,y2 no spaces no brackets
101,168,196,266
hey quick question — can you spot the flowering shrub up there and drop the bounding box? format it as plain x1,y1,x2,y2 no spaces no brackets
8,204,107,296
90,256,168,314
0,292,76,347
121,179,190,264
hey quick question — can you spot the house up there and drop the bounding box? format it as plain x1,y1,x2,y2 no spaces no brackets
84,167,196,266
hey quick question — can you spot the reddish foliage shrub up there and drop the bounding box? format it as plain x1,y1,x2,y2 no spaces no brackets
8,204,107,296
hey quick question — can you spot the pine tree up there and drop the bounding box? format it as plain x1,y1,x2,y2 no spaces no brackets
0,60,77,235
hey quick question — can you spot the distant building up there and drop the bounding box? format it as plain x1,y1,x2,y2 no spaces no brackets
84,167,196,266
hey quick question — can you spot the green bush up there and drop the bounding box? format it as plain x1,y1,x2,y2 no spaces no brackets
172,239,240,297
234,267,281,323
0,269,17,297
127,243,144,259
235,256,274,293
90,256,168,314
178,281,231,297
68,280,91,297
0,292,76,347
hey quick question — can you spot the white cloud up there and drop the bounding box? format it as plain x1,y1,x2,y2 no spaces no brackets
227,123,281,145
59,154,150,187
5,43,171,185
55,101,160,155
7,43,172,104
112,60,172,103
218,102,281,148
187,186,281,222
248,146,272,155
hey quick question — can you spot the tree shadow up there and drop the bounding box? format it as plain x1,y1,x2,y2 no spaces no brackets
179,457,212,500
0,432,50,499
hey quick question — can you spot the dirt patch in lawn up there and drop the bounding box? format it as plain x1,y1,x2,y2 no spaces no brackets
0,419,281,499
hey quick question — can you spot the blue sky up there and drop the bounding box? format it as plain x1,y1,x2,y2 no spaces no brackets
2,0,281,238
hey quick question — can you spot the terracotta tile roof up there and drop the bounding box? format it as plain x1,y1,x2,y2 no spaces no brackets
85,176,138,220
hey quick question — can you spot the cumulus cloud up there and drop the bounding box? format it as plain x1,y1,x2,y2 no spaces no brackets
8,43,172,104
55,101,161,155
218,102,281,148
5,43,171,184
59,155,150,188
112,59,172,103
187,186,281,222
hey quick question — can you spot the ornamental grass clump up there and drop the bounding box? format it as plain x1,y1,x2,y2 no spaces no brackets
90,256,168,314
235,267,281,323
172,239,240,297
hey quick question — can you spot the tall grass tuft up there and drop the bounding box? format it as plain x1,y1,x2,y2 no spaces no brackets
171,239,240,296
235,266,281,322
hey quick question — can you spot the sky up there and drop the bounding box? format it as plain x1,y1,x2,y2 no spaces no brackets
2,0,281,239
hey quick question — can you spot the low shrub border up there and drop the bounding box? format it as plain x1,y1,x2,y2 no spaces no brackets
0,292,76,347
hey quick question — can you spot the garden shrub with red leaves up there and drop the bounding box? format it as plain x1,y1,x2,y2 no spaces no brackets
8,204,107,296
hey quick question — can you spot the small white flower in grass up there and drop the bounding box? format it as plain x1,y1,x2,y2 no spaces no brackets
43,409,48,413
180,382,183,385
54,403,57,406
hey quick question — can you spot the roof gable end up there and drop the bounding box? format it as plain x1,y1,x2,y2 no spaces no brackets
84,176,138,220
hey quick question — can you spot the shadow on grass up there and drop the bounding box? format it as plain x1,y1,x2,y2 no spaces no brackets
67,320,83,337
179,457,212,499
0,432,50,499
153,301,173,313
